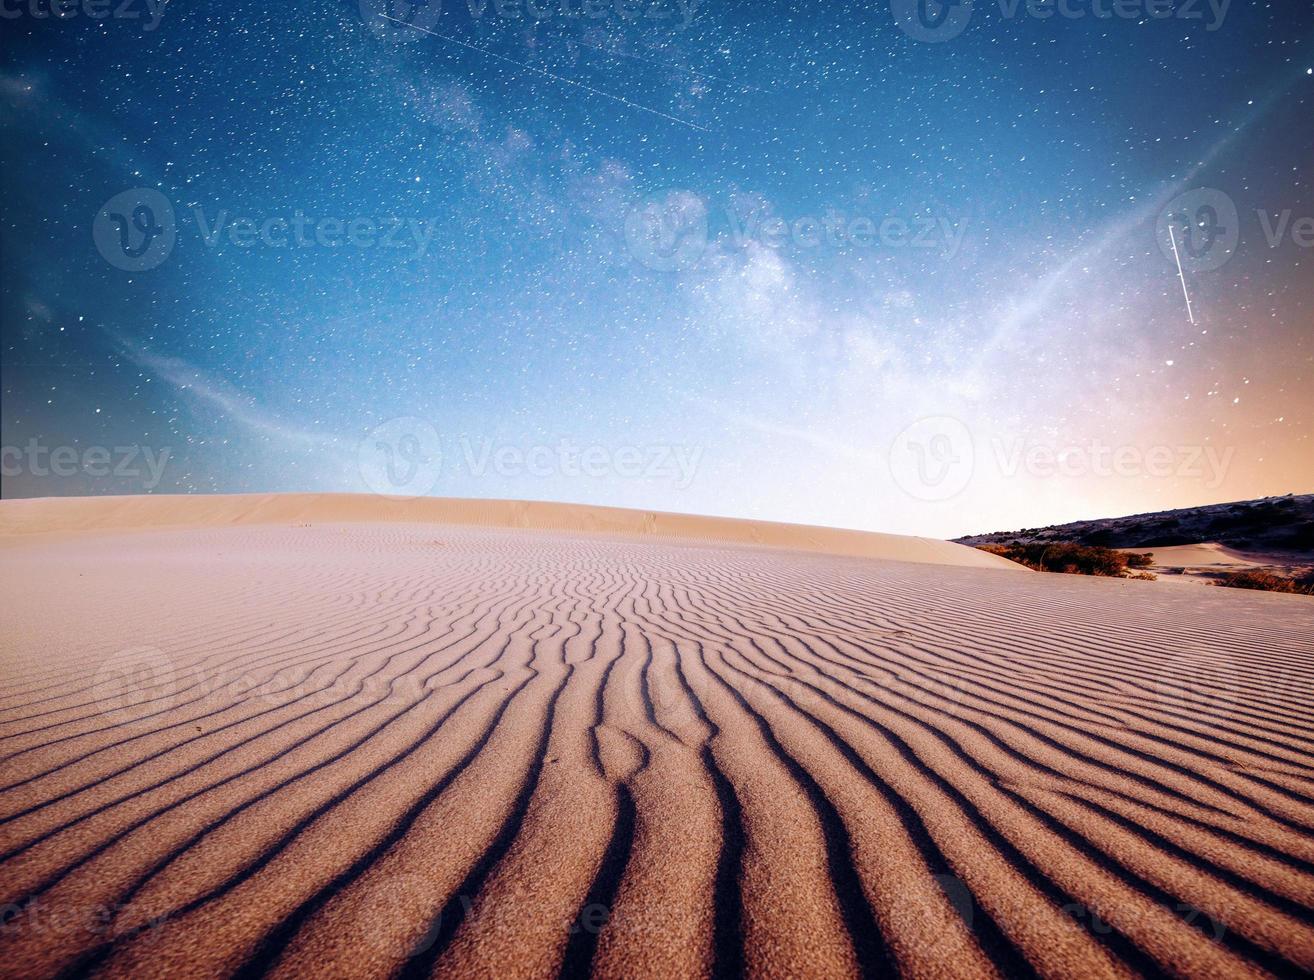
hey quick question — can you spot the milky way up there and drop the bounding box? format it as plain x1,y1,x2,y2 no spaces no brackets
2,0,1311,535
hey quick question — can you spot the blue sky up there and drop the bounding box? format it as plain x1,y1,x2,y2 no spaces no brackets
2,0,1312,536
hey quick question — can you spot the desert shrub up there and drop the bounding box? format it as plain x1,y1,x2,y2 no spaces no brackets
1213,572,1314,595
979,542,1134,577
1125,552,1154,569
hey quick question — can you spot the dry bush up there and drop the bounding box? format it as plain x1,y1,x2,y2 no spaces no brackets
1213,572,1314,595
979,541,1139,577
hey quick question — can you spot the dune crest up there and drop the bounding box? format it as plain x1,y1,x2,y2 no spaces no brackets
0,493,1022,571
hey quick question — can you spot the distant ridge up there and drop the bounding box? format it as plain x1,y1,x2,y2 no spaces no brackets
956,494,1314,557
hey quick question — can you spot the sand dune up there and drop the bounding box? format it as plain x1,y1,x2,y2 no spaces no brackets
0,494,1022,572
1127,543,1313,588
2,497,1313,979
1134,542,1267,569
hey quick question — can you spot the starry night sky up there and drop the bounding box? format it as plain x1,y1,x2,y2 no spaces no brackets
2,0,1312,537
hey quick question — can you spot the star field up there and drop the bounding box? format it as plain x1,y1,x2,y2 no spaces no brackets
1,0,1312,536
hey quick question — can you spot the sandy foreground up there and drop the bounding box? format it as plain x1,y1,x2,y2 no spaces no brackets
1,496,1313,979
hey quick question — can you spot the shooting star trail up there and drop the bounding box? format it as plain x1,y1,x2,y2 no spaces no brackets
1168,223,1196,325
377,14,712,133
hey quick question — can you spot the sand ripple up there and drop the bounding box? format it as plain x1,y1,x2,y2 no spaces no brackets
2,521,1312,979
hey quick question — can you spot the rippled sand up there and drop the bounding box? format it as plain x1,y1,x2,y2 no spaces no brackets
2,498,1312,979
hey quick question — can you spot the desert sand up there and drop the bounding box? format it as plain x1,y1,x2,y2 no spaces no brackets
1126,543,1312,588
0,494,1021,571
2,494,1313,979
1134,542,1266,570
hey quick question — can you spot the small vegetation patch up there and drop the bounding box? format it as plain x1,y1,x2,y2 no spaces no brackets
979,542,1150,578
1212,572,1314,595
